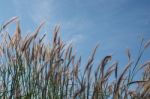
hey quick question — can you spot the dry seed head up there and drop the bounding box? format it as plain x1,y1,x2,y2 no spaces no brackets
21,36,33,52
65,44,71,60
128,91,137,97
114,61,133,98
74,64,79,79
108,84,113,94
126,48,131,61
91,44,99,60
100,55,112,78
39,33,46,43
65,68,70,78
0,45,3,56
2,16,18,29
144,40,150,49
137,60,150,73
53,25,60,45
104,67,115,81
12,21,21,46
33,21,45,39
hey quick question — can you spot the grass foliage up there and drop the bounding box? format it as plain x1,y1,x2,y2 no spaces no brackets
0,17,150,99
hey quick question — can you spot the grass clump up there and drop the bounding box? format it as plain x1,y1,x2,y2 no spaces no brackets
0,17,150,99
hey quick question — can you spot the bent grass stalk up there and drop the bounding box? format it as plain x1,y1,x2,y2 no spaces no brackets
0,17,150,99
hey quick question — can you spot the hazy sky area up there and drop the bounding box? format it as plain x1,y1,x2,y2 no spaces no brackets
0,0,150,71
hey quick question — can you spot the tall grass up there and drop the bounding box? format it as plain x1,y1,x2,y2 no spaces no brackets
0,17,150,99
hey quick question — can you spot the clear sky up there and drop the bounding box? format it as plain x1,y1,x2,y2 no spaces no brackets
0,0,150,69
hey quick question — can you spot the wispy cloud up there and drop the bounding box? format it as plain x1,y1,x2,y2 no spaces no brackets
12,0,53,23
66,34,84,45
11,0,150,59
12,0,87,45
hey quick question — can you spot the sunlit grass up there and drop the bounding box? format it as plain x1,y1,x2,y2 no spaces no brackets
0,17,150,99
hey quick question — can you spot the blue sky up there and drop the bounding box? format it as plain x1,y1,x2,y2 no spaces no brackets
0,0,150,70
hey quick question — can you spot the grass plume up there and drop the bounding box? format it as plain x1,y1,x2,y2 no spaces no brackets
0,17,150,99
